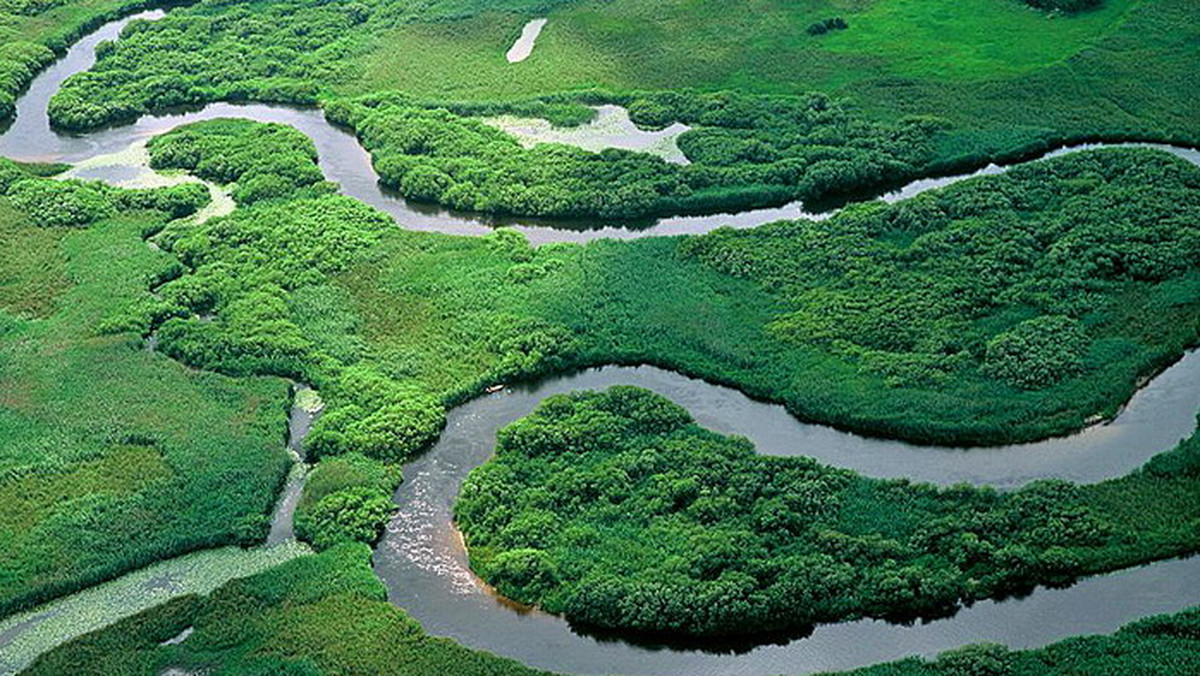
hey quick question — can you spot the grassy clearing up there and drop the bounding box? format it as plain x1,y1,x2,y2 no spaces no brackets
350,0,1140,97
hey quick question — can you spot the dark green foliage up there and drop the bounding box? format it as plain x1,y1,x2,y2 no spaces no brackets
25,544,554,676
456,387,1200,636
293,487,393,550
2,174,208,228
982,315,1086,389
113,182,211,219
829,608,1200,676
807,17,848,36
295,452,402,550
304,366,445,463
326,89,944,219
147,119,326,205
669,148,1200,442
6,179,114,227
1024,0,1101,13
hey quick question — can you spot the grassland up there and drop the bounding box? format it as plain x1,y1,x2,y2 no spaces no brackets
349,0,1142,97
0,167,292,618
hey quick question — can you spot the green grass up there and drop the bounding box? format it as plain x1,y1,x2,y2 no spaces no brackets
0,185,291,618
348,0,1140,98
0,204,71,317
822,0,1138,80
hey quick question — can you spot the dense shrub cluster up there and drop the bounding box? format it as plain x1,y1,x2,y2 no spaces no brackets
457,387,1200,636
839,608,1200,676
1,171,209,228
676,148,1200,426
982,315,1086,389
47,0,359,129
294,452,402,550
147,119,327,205
1024,0,1101,13
326,90,945,219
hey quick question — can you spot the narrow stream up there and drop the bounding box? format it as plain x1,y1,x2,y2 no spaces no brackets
2,8,1199,676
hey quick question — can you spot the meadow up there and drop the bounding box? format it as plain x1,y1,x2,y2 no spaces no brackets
0,160,292,618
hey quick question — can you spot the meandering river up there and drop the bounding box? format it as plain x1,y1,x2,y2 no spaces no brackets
2,8,1200,676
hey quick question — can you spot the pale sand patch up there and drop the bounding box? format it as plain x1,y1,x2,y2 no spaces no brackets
58,139,235,225
482,105,692,164
506,18,547,63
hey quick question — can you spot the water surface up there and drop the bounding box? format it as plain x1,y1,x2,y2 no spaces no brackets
373,363,1200,676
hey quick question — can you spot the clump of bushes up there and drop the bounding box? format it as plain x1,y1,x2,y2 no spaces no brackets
806,17,848,35
327,89,943,220
456,386,1200,636
148,118,327,205
294,486,395,550
305,366,446,463
3,176,210,228
6,178,114,227
983,315,1086,389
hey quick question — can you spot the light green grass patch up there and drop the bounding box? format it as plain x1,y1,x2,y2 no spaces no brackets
823,0,1139,79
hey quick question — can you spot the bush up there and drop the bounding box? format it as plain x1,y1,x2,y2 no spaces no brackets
7,179,114,227
456,387,1200,636
294,486,394,550
983,316,1086,389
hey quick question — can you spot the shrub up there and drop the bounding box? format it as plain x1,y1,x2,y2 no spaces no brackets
294,486,394,550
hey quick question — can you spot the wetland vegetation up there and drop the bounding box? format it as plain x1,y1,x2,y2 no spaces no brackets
0,161,289,619
1,0,1198,674
457,386,1200,636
